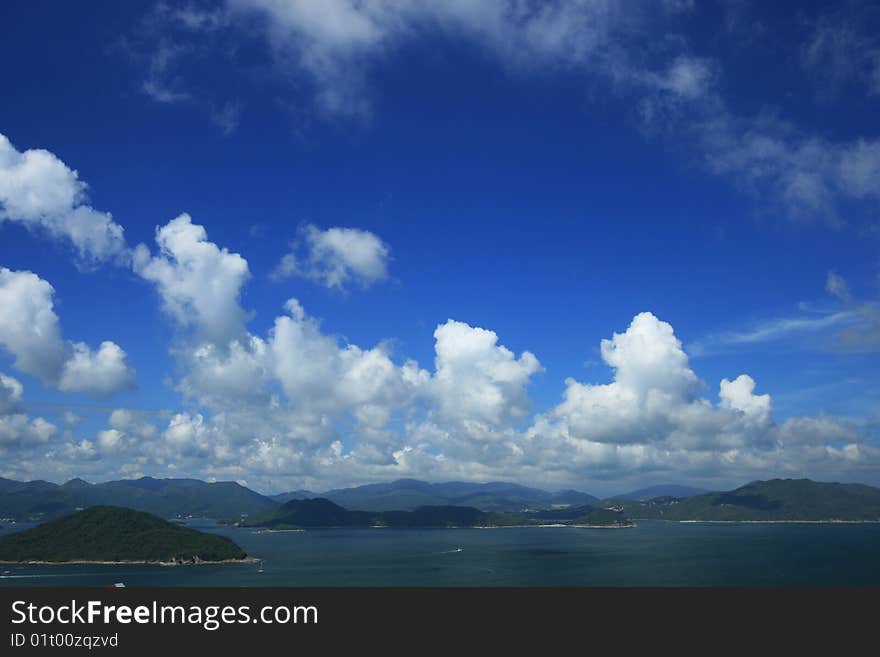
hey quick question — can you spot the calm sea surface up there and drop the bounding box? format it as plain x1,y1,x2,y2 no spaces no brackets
2,519,879,587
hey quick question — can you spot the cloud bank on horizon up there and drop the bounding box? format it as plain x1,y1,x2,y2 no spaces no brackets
0,130,873,492
1,1,879,494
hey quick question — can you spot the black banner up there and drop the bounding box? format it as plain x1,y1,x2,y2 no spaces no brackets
0,587,876,652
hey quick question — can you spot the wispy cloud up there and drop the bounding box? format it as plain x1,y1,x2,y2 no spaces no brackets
692,267,880,356
122,1,880,227
801,5,880,99
689,311,856,356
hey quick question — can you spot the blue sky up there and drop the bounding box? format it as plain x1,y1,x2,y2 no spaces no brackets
1,0,879,495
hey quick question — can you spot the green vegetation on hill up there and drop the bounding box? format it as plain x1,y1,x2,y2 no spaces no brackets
312,479,598,512
0,506,249,563
572,508,634,527
599,479,880,521
246,498,626,529
248,498,500,528
250,498,369,528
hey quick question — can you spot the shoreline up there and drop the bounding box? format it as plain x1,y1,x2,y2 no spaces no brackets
674,519,880,524
474,523,636,529
0,556,260,567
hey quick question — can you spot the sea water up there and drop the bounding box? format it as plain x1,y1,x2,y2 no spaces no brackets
2,519,879,587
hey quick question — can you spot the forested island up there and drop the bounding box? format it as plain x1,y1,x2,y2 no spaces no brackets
242,497,634,529
0,506,252,565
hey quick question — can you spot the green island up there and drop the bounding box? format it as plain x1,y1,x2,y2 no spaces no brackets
0,506,253,565
243,497,634,529
597,479,880,522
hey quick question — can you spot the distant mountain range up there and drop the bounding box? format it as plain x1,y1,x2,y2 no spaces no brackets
3,476,878,524
0,476,597,521
0,476,276,521
271,478,598,512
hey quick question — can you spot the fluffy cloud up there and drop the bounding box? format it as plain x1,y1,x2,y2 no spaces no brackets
28,296,867,494
58,342,136,396
0,372,56,449
0,267,134,395
6,205,871,492
0,414,56,448
0,133,127,265
719,374,772,426
109,408,158,438
0,373,24,415
269,298,423,414
429,320,541,432
134,213,251,345
547,313,699,445
272,224,391,290
0,267,66,382
525,312,856,482
178,336,271,409
162,413,214,457
128,211,549,480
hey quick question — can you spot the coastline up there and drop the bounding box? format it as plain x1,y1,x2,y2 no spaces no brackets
0,556,260,567
473,523,636,529
675,519,880,524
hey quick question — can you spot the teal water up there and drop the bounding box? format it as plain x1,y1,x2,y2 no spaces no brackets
2,519,879,587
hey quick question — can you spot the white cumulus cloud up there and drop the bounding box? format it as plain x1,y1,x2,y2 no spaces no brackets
0,372,56,449
0,133,128,265
273,224,391,290
134,213,251,346
59,341,136,396
429,319,542,431
0,267,134,395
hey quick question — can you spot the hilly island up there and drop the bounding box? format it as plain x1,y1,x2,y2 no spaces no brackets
243,498,634,529
599,479,880,522
0,506,251,565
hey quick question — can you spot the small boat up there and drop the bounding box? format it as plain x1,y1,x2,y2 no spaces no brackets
1,570,11,576
104,582,126,588
257,560,265,574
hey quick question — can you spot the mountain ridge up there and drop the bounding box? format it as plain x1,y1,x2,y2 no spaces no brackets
4,476,879,523
600,479,880,521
